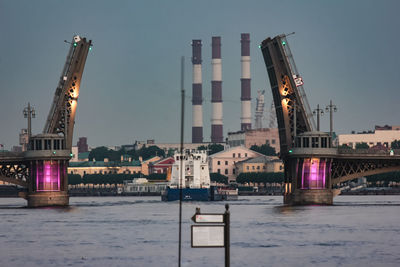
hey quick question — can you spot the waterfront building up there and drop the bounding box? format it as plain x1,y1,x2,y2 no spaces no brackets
338,125,400,148
122,178,168,194
68,156,161,176
235,156,283,174
148,157,175,174
208,146,264,182
227,128,280,153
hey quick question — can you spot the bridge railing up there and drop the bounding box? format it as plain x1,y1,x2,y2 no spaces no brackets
338,148,400,155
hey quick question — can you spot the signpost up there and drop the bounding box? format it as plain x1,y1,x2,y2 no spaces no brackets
191,204,230,267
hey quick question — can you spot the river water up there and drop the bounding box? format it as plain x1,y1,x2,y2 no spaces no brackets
0,195,399,267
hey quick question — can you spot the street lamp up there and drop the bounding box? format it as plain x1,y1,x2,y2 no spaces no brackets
312,104,324,131
23,102,35,142
325,100,337,138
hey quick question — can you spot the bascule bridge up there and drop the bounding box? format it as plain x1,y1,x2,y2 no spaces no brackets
0,35,91,207
260,34,400,205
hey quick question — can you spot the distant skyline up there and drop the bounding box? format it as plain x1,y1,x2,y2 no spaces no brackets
1,0,399,149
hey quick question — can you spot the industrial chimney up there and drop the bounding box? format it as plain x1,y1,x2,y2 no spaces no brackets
211,36,223,143
191,40,203,143
241,33,251,131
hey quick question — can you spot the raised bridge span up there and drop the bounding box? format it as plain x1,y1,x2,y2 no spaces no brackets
0,35,91,207
260,34,400,205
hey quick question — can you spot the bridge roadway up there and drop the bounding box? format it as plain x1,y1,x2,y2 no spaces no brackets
290,147,400,185
0,152,29,187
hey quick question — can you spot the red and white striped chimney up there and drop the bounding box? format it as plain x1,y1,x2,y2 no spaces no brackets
211,36,223,143
241,33,251,131
191,40,203,143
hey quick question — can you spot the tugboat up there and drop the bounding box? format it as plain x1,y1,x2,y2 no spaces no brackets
162,150,219,201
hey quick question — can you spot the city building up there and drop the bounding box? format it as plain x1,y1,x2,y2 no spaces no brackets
208,146,264,182
19,129,28,152
148,157,175,174
227,128,280,153
77,137,89,153
338,125,400,148
68,156,161,176
235,156,283,175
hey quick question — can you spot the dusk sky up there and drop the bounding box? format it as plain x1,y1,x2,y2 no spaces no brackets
1,0,399,149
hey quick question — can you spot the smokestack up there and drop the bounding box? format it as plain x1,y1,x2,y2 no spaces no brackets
211,36,223,143
241,33,251,131
191,40,203,143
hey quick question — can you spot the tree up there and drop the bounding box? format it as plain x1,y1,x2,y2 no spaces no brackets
138,145,165,160
355,142,369,149
250,142,276,156
68,174,82,185
208,144,224,155
210,173,228,184
236,172,284,184
89,146,110,161
391,140,400,149
338,144,352,149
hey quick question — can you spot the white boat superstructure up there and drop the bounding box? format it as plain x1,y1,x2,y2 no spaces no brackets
169,150,210,189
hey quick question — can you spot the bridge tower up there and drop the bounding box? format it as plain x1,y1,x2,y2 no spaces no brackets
23,35,92,207
260,34,336,204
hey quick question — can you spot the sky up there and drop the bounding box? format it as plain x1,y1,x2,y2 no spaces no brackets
1,0,399,149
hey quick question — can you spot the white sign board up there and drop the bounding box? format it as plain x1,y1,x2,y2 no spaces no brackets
191,225,224,247
194,214,224,223
293,75,304,87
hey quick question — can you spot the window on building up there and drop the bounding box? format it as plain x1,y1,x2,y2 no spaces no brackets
53,139,60,150
238,153,241,158
295,137,301,147
83,171,86,175
233,169,236,174
246,166,249,170
263,166,266,170
252,166,255,170
303,137,310,148
224,169,228,175
217,161,221,165
233,153,235,158
245,153,248,157
312,137,319,148
271,139,276,144
225,161,228,165
257,166,260,170
35,139,42,150
44,139,51,150
217,169,221,174
321,137,327,148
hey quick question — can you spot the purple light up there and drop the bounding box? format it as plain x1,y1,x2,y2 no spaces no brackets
36,160,60,192
301,158,327,189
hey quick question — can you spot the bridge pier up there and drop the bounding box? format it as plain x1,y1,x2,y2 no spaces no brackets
283,132,337,205
285,189,333,205
24,134,70,207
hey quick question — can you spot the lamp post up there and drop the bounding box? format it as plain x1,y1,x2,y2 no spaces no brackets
325,100,337,138
313,104,324,131
23,103,36,143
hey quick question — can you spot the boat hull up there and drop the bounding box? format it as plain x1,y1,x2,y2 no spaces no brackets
162,188,210,201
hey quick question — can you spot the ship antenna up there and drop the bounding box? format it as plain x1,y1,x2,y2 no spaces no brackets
178,56,185,267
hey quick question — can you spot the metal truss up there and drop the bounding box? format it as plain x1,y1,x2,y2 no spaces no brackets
0,162,29,187
331,158,400,184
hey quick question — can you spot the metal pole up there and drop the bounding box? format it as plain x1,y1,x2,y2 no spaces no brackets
224,204,230,267
293,101,297,139
329,100,333,137
316,104,320,131
178,56,185,267
27,102,32,139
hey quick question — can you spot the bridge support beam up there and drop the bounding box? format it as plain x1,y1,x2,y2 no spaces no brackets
27,191,69,207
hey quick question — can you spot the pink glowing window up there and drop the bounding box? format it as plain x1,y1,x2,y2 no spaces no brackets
36,160,60,191
301,158,327,189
